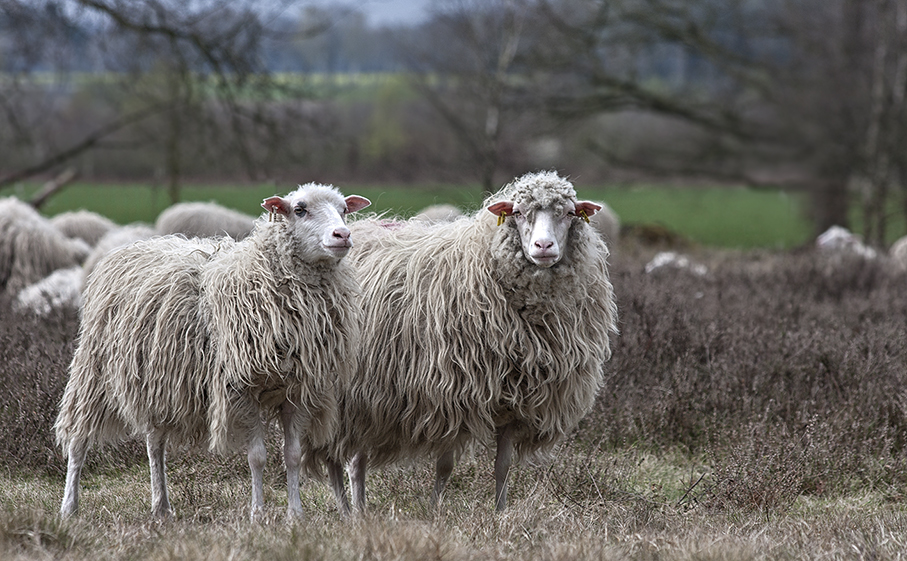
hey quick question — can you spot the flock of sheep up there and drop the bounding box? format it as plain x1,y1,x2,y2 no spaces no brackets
5,172,905,522
0,171,622,521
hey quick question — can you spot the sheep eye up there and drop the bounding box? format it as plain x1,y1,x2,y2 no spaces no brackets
294,204,307,217
512,210,522,217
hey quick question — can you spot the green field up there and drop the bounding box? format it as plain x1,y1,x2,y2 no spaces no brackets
7,181,827,249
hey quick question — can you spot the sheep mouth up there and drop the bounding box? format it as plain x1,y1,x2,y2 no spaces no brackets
323,242,352,255
529,252,560,267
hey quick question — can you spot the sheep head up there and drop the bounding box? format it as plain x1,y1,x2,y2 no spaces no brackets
262,183,370,263
487,172,601,268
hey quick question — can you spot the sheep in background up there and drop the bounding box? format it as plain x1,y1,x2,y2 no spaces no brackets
14,267,83,316
82,223,156,283
816,225,878,259
55,184,371,520
587,200,620,247
412,203,463,224
0,197,90,295
645,251,708,276
890,236,907,271
155,200,256,240
326,171,617,514
51,210,117,247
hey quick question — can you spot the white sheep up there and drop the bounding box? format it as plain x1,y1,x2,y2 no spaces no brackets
816,225,878,259
51,210,117,247
155,200,256,240
890,235,907,271
325,171,618,514
412,203,464,223
81,223,156,284
54,183,371,520
587,199,620,246
14,266,83,316
0,197,90,295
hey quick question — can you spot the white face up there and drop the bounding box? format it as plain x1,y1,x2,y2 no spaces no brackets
263,185,371,264
510,201,577,268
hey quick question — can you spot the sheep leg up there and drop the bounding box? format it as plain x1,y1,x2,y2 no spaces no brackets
248,422,268,521
494,423,515,512
431,450,455,508
327,459,351,517
60,437,88,517
146,428,172,518
280,401,304,519
347,452,367,514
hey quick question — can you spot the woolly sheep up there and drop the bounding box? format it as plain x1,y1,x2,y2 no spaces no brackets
412,203,464,223
51,210,117,247
155,200,256,240
54,183,371,520
325,171,618,514
816,225,878,259
0,197,90,295
586,200,620,246
81,223,156,284
14,266,83,316
890,236,907,271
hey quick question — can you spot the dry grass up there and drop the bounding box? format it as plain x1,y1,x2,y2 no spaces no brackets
2,247,907,559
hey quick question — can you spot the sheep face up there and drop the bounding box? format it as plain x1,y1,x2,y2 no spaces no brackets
262,184,370,263
487,199,602,268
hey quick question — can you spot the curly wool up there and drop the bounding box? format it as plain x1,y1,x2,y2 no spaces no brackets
333,171,617,467
55,212,361,477
51,210,117,247
156,201,256,240
0,197,90,294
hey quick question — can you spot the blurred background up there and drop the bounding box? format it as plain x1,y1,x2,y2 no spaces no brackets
1,0,905,248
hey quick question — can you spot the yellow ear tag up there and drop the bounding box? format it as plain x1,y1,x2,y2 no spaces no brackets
497,211,507,226
578,209,590,224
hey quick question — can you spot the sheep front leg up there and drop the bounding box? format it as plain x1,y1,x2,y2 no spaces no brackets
431,449,455,508
60,437,88,517
327,459,351,517
494,423,515,512
280,401,304,519
248,422,267,521
347,452,367,514
146,428,173,518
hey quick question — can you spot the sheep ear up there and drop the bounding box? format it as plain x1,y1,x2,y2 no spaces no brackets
574,201,602,217
486,201,514,216
262,196,290,216
344,195,371,214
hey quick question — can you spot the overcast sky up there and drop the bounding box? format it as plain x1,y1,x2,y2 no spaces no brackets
309,0,431,26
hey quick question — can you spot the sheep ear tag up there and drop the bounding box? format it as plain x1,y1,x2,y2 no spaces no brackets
487,201,514,226
574,201,602,224
262,196,290,221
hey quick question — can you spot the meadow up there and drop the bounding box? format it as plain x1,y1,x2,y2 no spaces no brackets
1,183,906,559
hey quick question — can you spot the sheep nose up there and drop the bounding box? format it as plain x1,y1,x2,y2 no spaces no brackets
534,239,554,250
332,227,350,240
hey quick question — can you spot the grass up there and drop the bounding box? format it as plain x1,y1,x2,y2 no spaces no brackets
8,181,822,249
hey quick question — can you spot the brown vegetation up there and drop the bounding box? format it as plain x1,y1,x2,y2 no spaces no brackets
1,247,906,558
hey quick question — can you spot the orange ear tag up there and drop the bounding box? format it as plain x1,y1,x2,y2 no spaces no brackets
497,211,507,227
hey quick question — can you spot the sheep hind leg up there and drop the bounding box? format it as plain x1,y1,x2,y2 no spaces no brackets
431,450,455,509
60,437,88,517
347,452,367,514
280,401,304,519
327,460,351,518
494,424,515,512
248,423,268,522
146,428,173,518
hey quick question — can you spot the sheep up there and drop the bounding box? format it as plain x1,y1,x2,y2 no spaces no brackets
81,223,156,284
54,183,371,520
816,225,878,259
14,267,83,316
412,203,464,223
890,235,907,271
51,210,117,247
325,170,618,514
586,200,620,247
155,200,256,240
645,251,708,276
0,197,90,295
